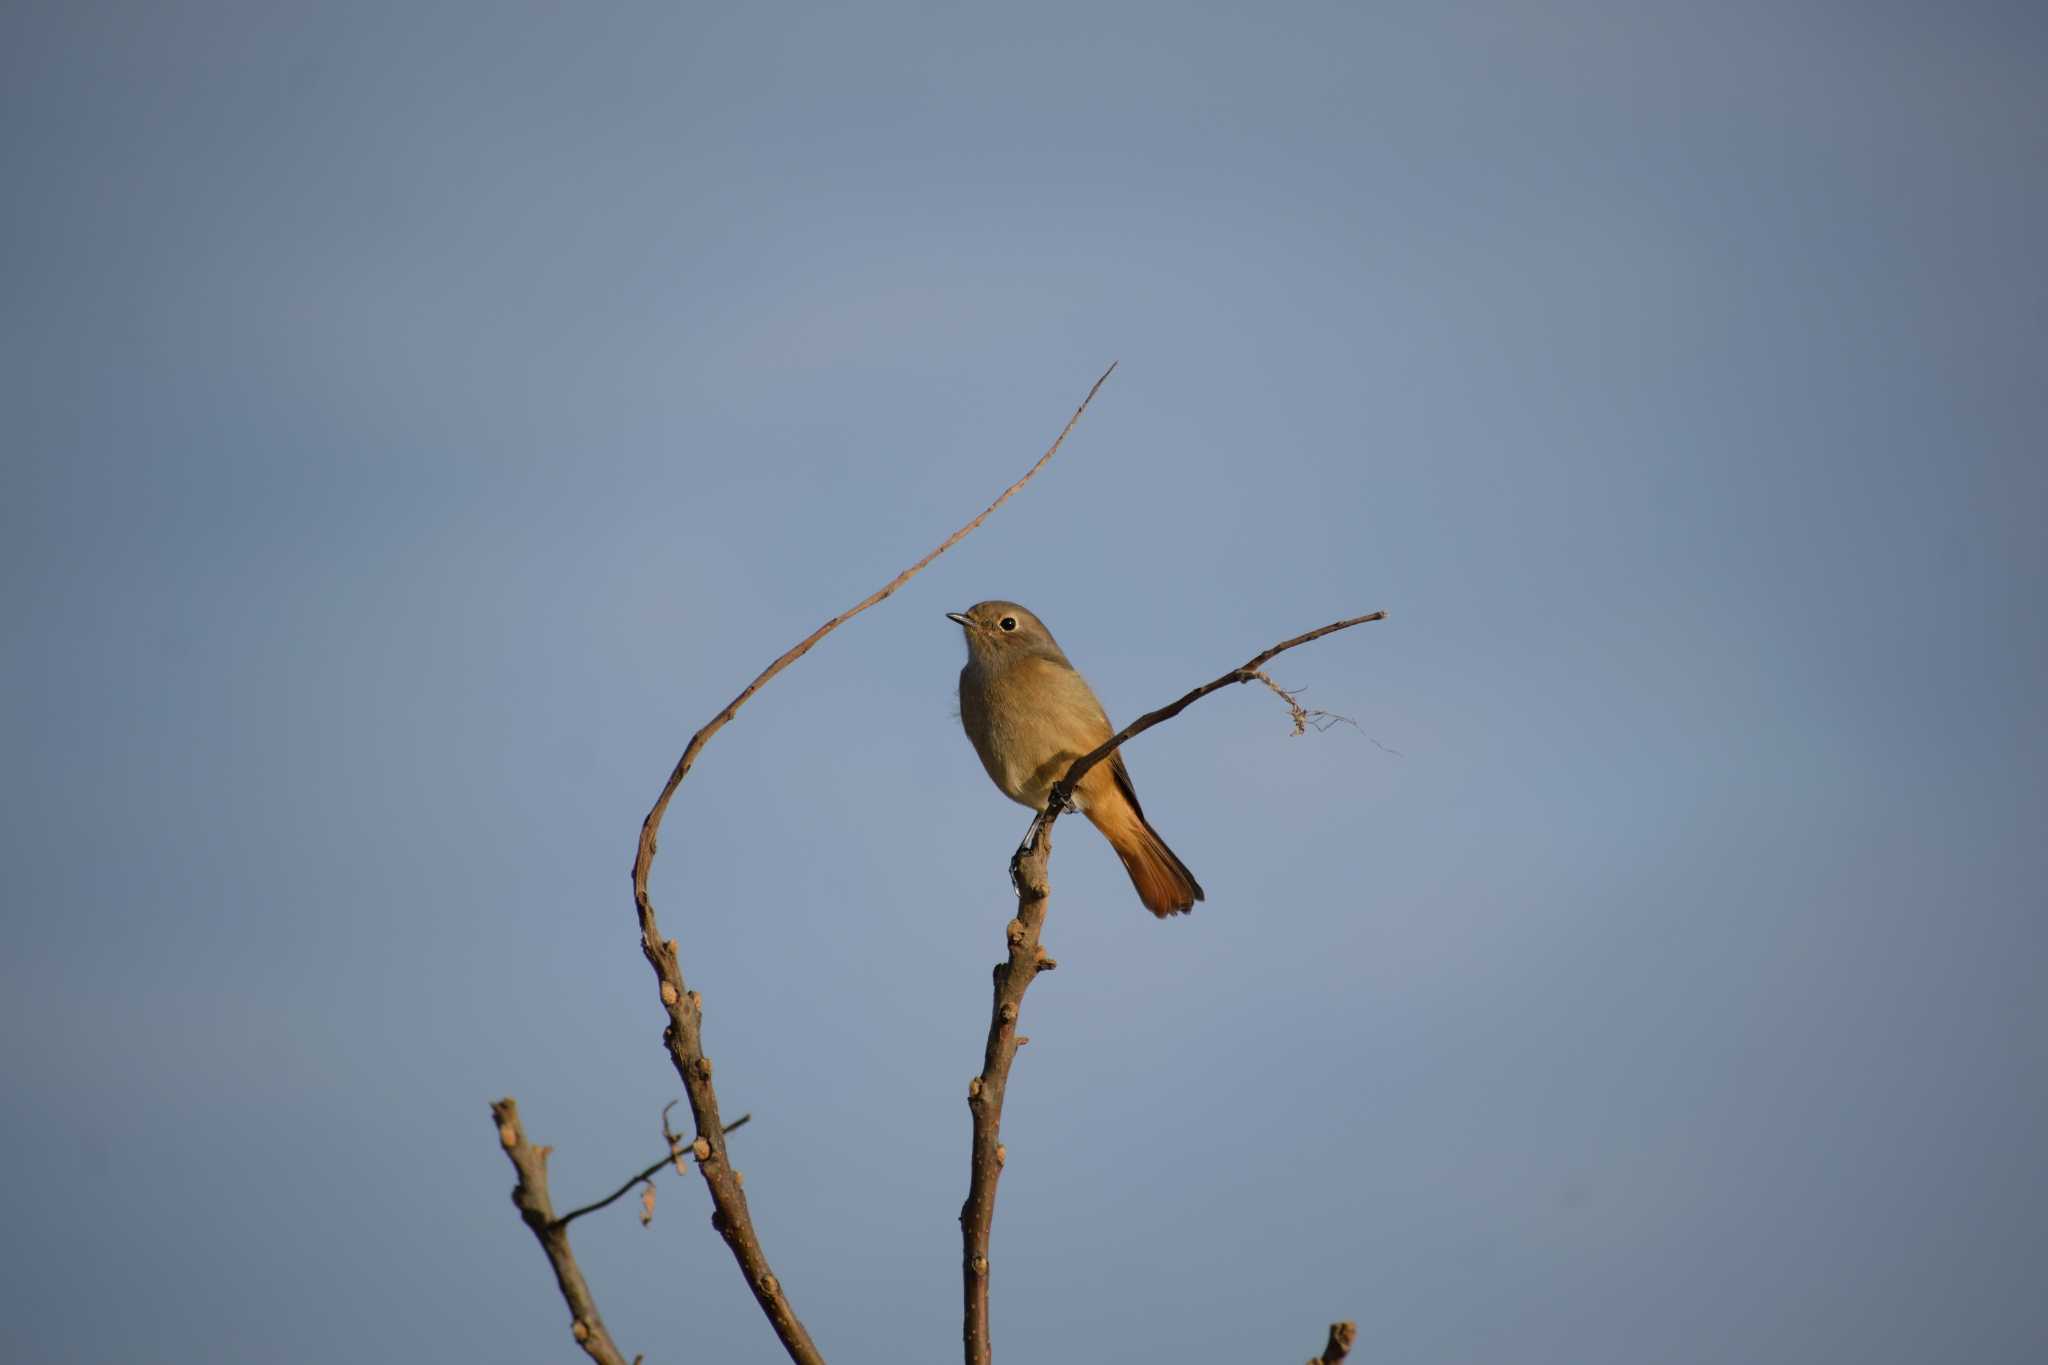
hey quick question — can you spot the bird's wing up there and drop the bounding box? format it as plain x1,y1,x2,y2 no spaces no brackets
1109,748,1146,821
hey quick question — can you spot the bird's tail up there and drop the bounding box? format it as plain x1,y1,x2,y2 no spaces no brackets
1091,804,1205,918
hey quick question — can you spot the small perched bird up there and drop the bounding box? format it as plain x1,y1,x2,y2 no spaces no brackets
948,601,1204,917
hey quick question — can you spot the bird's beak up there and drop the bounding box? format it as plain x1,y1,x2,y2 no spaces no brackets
946,612,972,627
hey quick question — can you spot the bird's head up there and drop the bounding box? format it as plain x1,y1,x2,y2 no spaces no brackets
947,600,1063,667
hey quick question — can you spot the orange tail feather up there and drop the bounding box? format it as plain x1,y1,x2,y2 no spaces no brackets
1091,806,1205,918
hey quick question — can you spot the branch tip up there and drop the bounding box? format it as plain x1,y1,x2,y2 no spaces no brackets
1312,1319,1359,1364
487,1101,631,1365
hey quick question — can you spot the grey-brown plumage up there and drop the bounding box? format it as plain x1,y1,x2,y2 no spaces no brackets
948,601,1204,917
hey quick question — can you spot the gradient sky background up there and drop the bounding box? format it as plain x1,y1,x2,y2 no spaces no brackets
4,3,2043,1362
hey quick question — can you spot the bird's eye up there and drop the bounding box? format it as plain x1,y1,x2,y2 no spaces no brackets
999,616,1017,632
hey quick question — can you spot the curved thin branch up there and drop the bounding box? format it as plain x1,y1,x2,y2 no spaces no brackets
629,364,1117,1365
634,360,1117,858
491,1098,630,1365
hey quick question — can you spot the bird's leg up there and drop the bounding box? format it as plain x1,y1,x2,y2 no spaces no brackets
1009,809,1047,889
1008,786,1074,889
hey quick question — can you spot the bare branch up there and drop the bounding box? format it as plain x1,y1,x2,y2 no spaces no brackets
491,1098,630,1365
1309,1319,1359,1364
1036,611,1388,841
555,1113,753,1230
629,365,1117,1364
960,826,1058,1365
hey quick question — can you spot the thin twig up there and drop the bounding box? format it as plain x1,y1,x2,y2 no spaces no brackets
1310,1319,1360,1364
491,1099,630,1365
630,365,1116,1365
1248,670,1402,748
965,613,1385,1365
555,1114,753,1229
1244,668,1363,736
1036,612,1388,841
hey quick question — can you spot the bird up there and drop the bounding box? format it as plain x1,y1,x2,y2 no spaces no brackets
947,600,1204,917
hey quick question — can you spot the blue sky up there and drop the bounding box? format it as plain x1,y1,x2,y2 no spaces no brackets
4,3,2043,1362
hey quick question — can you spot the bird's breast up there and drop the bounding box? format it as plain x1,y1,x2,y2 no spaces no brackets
959,655,1113,810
